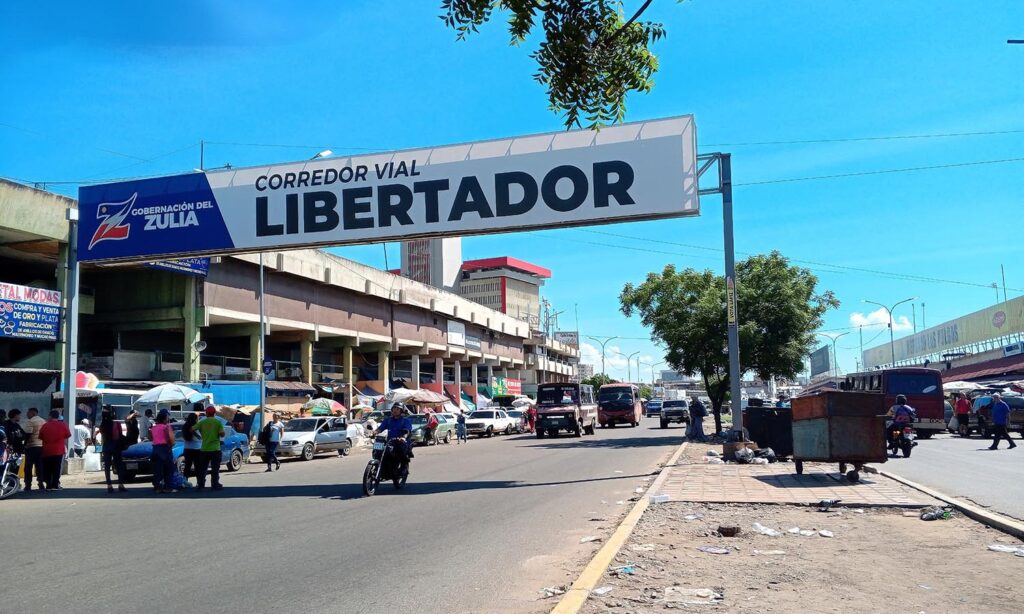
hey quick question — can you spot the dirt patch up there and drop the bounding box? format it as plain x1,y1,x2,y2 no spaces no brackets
580,501,1024,613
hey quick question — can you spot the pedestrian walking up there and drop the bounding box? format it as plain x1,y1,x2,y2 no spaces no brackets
149,410,176,493
124,410,140,446
988,393,1018,450
954,392,972,436
688,399,707,442
181,412,201,478
38,410,71,490
2,409,26,456
22,407,46,492
456,410,468,444
139,409,153,441
527,405,537,433
263,413,283,472
96,406,127,493
425,410,439,445
71,419,91,458
193,406,225,491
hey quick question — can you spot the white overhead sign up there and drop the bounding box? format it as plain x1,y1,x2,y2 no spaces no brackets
78,115,699,262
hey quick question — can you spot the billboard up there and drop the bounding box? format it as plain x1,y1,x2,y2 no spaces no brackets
809,345,831,377
862,296,1024,368
553,331,579,347
447,320,466,347
144,257,211,277
0,281,62,341
77,116,699,263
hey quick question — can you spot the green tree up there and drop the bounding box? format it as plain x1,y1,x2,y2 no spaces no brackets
441,1,666,128
620,251,839,433
582,373,618,389
638,383,653,400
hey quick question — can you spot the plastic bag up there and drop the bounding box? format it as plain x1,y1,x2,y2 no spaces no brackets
83,451,102,472
948,415,959,430
734,447,754,463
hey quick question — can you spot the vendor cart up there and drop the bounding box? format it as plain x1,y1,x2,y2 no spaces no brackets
790,390,888,483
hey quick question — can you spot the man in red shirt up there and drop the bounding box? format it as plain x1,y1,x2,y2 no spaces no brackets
38,410,71,490
954,392,972,437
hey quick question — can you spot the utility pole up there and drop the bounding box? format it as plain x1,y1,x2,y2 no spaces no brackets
859,326,864,371
912,303,917,334
816,331,850,377
586,336,618,377
864,297,916,368
1001,264,1008,302
921,302,926,329
626,351,640,382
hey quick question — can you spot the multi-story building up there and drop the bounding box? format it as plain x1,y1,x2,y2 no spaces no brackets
577,363,595,380
400,237,462,293
521,332,580,396
458,257,550,325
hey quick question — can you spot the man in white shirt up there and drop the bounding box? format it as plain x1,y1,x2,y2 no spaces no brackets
72,419,92,458
139,409,153,441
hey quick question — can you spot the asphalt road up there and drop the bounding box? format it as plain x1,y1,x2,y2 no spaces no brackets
3,420,683,614
882,431,1024,520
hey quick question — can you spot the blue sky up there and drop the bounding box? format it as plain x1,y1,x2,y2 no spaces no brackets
2,1,1022,381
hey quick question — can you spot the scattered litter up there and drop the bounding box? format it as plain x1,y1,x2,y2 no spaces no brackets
734,448,755,463
614,470,624,473
705,457,725,464
634,487,645,494
854,509,865,514
754,447,777,462
649,494,671,504
787,527,801,534
799,530,815,537
751,457,769,464
754,549,787,556
920,507,954,521
663,587,724,605
819,530,834,538
718,525,742,537
616,500,626,505
918,585,931,590
592,586,614,596
580,535,602,544
684,513,704,521
988,544,1024,556
540,585,567,598
705,449,720,457
589,517,605,522
614,566,635,575
753,522,782,537
630,544,656,552
697,546,731,555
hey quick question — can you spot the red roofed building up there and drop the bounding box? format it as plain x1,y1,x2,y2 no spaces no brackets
458,257,551,323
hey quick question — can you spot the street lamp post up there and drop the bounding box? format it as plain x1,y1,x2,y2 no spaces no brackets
863,297,916,367
586,336,619,377
626,351,641,382
816,331,850,377
642,360,665,389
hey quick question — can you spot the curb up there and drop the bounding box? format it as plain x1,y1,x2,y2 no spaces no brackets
550,440,689,614
880,470,1024,540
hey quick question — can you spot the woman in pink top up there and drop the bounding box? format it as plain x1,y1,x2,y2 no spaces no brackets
149,410,177,493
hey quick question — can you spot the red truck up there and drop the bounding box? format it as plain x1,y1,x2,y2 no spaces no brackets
534,383,598,438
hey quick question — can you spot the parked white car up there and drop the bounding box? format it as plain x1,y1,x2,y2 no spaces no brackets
465,409,518,438
254,417,362,461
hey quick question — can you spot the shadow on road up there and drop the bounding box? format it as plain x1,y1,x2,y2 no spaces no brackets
518,434,684,450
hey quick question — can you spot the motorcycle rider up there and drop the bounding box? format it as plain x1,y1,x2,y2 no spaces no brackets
886,394,917,447
373,403,414,470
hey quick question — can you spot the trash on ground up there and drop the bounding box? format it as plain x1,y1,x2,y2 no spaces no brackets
589,517,605,522
854,509,865,514
754,447,777,462
580,535,602,543
754,549,787,555
612,566,635,575
751,457,769,464
629,543,656,552
734,448,755,463
753,522,782,537
540,585,567,598
705,456,725,464
787,527,801,534
663,587,724,604
920,507,954,521
799,529,815,537
634,487,645,494
819,530,834,538
817,499,841,512
988,544,1024,556
614,470,624,473
684,513,704,521
616,500,626,505
718,525,742,537
592,586,614,596
705,449,720,457
918,585,931,590
698,545,731,555
649,494,671,504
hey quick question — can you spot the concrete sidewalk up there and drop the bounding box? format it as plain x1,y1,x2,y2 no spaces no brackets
654,447,934,507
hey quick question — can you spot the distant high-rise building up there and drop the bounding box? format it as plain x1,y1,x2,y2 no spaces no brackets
457,257,550,323
577,363,595,380
400,238,462,292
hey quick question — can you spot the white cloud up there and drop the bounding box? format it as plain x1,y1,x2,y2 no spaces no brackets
849,308,913,332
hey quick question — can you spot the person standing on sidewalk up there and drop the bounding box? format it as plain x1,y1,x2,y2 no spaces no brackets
139,409,153,441
38,410,71,490
954,392,972,436
149,410,176,493
22,407,46,493
688,399,707,441
71,419,91,458
424,410,439,445
194,406,225,491
456,410,468,444
264,413,283,472
180,413,201,479
3,409,26,456
96,406,127,493
988,393,1017,450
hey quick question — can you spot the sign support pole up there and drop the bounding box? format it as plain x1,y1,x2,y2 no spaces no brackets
63,208,80,452
259,253,267,423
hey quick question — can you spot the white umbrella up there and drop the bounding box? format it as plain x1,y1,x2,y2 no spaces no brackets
512,397,535,407
943,381,978,393
135,383,206,406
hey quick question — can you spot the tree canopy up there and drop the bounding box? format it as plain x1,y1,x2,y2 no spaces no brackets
620,251,838,431
441,0,666,128
581,373,618,389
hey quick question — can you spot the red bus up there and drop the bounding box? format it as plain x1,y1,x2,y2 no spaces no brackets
841,368,945,438
598,383,642,428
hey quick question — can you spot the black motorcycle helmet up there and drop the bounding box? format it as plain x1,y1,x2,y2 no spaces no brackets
896,394,907,405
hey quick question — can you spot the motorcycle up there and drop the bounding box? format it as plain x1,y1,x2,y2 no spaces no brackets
1,447,22,500
362,435,410,496
887,422,917,458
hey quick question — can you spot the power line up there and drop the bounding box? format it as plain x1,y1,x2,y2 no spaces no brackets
704,128,1024,148
203,140,389,153
734,156,1024,187
0,121,152,162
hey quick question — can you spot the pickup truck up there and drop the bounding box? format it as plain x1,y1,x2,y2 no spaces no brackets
465,409,518,438
534,382,598,438
660,399,690,429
